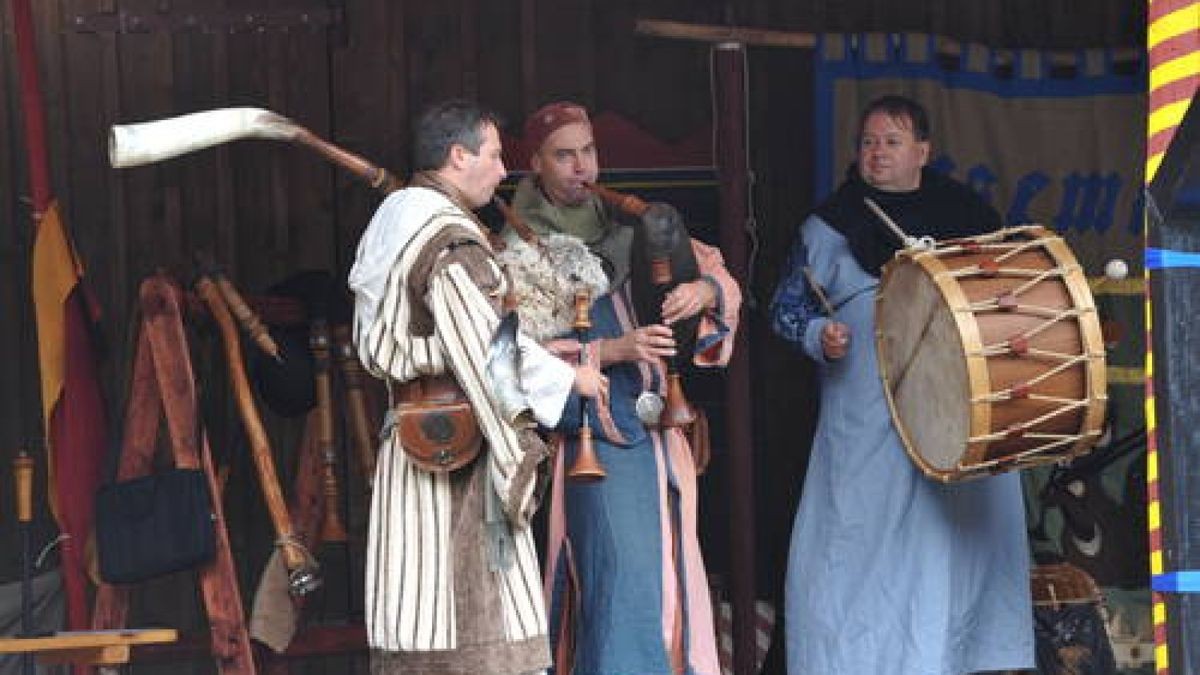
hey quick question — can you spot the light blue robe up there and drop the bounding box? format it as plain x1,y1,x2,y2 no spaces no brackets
770,216,1035,675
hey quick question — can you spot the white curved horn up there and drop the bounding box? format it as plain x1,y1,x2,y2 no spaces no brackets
109,107,300,168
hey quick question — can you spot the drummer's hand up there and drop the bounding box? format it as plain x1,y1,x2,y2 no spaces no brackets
821,321,850,360
597,324,676,367
661,279,716,325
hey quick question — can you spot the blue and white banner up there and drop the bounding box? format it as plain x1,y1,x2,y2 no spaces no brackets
814,33,1146,265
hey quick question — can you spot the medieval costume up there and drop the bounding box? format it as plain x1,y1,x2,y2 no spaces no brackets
349,176,576,675
770,167,1035,674
509,175,741,675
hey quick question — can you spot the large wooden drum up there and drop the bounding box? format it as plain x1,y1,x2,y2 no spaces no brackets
875,225,1107,482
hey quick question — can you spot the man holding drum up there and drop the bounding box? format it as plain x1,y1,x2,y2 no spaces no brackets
770,95,1034,674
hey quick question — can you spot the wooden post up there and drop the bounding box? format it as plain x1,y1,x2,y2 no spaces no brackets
636,19,816,49
714,42,757,675
632,19,819,671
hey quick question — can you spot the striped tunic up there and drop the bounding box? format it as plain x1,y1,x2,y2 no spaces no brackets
349,187,574,674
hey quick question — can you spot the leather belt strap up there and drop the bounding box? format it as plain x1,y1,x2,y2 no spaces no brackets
393,374,465,405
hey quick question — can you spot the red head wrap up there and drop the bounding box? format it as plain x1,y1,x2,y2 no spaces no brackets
523,101,590,156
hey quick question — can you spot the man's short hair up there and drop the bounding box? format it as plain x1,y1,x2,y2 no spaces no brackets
412,99,501,171
858,95,930,142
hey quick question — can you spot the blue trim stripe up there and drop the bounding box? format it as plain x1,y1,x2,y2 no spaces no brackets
1145,247,1200,270
818,37,1141,97
1153,572,1200,593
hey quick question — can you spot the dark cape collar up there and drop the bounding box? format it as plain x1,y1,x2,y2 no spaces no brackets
814,165,1002,277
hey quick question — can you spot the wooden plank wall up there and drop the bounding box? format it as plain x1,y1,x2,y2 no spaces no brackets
0,0,1143,671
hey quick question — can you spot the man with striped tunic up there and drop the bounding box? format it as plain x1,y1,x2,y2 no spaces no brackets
348,99,605,675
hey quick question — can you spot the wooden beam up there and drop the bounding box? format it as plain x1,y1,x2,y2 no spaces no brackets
635,19,815,49
637,18,1145,61
0,628,178,666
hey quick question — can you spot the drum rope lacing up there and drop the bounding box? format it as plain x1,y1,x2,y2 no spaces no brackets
928,230,1104,469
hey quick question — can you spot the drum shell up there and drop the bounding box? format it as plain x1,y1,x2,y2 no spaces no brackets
875,225,1107,481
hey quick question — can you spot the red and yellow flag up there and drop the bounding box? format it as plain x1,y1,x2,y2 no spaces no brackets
30,200,108,638
13,0,108,647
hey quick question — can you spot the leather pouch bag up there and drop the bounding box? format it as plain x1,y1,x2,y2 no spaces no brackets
395,376,482,472
397,400,482,472
95,468,216,584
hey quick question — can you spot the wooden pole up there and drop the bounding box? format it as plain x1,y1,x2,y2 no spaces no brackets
10,0,51,212
636,18,815,49
713,42,757,675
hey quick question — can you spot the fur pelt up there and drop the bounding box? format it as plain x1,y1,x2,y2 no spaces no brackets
495,233,609,343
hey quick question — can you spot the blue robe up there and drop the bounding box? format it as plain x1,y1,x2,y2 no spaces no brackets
545,284,721,675
770,216,1035,675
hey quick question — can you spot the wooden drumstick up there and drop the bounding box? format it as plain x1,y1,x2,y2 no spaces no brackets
863,197,937,251
801,267,835,316
863,197,910,246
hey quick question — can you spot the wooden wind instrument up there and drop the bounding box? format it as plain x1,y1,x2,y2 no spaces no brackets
568,289,605,481
333,324,378,488
493,194,541,246
205,258,281,362
195,276,322,596
309,318,348,543
585,183,698,428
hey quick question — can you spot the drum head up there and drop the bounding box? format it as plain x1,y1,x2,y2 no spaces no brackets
876,255,973,475
877,227,1107,481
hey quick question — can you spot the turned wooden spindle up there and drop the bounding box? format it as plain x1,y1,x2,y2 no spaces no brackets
333,325,378,488
310,319,348,543
213,273,280,362
193,251,280,362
